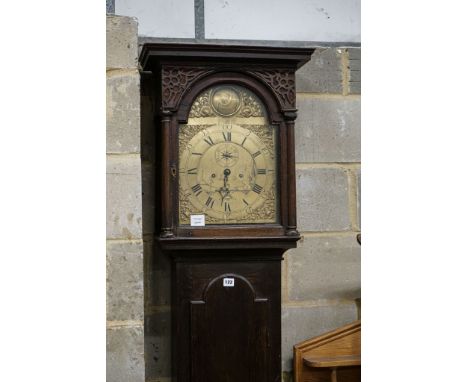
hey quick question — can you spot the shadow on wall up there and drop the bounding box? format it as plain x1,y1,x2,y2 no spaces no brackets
140,72,173,381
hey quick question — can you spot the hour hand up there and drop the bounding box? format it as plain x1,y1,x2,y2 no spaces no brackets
217,169,232,201
223,168,231,187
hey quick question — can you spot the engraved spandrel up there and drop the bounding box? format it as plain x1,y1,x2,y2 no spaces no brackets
179,124,216,154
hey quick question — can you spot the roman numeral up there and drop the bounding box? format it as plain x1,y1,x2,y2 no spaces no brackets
191,184,202,196
205,196,215,208
188,168,198,175
252,184,263,194
241,137,247,146
204,136,215,146
252,151,261,158
224,202,231,212
257,169,266,175
223,132,232,141
243,199,249,206
192,152,203,156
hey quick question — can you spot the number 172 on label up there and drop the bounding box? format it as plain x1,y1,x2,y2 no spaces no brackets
223,278,235,287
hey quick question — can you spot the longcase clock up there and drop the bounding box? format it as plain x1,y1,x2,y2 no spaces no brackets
140,43,313,382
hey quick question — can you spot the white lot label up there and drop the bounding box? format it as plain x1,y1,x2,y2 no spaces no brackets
190,214,205,226
223,278,235,287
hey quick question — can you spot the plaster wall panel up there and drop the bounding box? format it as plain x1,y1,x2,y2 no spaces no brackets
205,0,360,42
115,0,195,38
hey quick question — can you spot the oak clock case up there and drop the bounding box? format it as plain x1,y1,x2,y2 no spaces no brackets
178,85,278,225
139,44,313,382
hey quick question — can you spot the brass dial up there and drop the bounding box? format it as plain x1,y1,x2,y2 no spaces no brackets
178,85,278,225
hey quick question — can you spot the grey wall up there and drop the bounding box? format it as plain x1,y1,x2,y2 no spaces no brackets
116,0,195,38
115,0,360,42
107,15,145,382
281,48,361,380
204,0,360,42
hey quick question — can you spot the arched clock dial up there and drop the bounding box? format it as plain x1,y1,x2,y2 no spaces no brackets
178,85,278,225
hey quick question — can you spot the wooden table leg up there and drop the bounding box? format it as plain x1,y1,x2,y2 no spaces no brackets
331,367,337,382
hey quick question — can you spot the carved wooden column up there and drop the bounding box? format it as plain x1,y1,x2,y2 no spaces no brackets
285,110,299,236
160,110,174,237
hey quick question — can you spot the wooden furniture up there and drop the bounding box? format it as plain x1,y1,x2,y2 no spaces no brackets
294,320,361,382
140,44,313,382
